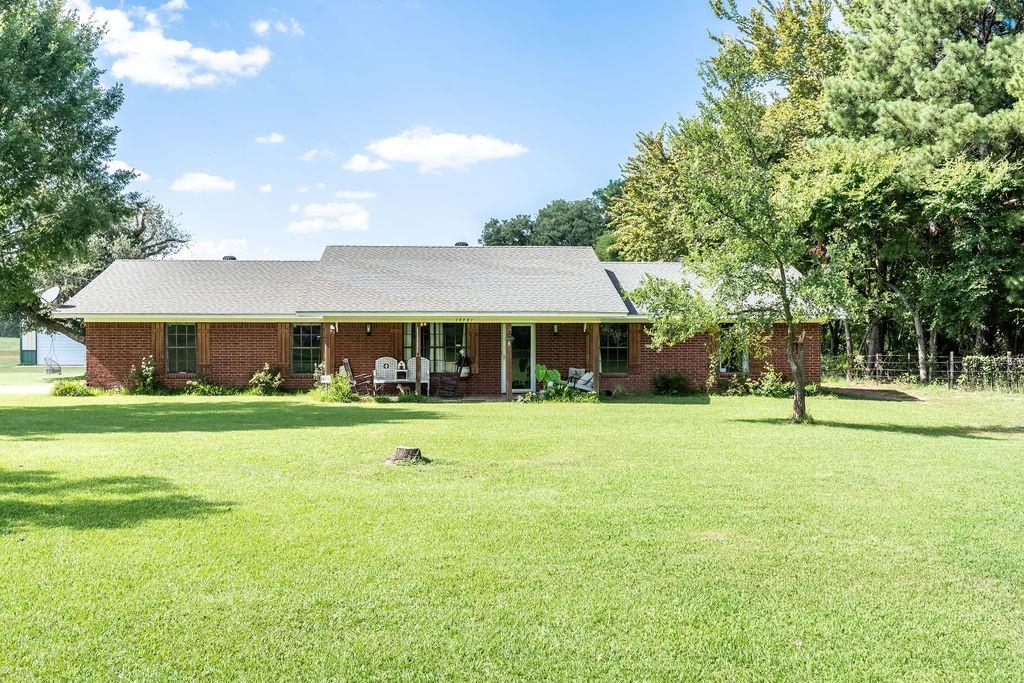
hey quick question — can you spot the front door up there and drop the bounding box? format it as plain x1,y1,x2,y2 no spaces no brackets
501,324,535,393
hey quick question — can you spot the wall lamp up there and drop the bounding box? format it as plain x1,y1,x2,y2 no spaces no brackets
553,324,560,336
366,323,372,336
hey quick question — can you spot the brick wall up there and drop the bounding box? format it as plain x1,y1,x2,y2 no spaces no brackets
85,323,153,388
85,320,822,393
748,323,822,385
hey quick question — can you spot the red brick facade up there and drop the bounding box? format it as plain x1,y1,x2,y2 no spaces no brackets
85,320,821,393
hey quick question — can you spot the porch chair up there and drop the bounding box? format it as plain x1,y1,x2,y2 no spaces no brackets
405,356,430,395
435,375,465,399
567,367,595,392
373,357,399,393
342,357,375,396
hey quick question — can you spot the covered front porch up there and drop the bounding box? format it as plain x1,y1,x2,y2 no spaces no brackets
323,319,627,400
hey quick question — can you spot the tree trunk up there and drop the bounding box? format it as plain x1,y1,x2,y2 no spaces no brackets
927,328,938,383
786,325,807,422
866,319,880,379
885,281,927,383
843,317,853,382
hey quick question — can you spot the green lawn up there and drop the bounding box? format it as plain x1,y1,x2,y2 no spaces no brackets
1,391,1023,680
0,337,17,366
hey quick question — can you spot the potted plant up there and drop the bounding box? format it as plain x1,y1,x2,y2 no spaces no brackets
457,348,471,378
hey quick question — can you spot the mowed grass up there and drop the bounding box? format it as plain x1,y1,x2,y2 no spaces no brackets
1,392,1023,680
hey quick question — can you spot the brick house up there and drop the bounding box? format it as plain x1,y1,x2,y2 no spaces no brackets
55,245,821,396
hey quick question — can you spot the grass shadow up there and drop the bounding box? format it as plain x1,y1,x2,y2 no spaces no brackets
0,399,443,440
822,386,922,402
606,394,712,405
0,468,230,535
733,417,1024,441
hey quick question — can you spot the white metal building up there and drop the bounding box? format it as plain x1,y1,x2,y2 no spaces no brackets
19,330,86,367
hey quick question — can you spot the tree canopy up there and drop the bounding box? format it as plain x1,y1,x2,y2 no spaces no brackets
0,0,135,339
478,183,621,260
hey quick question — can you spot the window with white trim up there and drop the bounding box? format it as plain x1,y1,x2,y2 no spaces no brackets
600,323,629,374
166,324,197,374
291,324,322,374
403,323,466,373
718,324,750,374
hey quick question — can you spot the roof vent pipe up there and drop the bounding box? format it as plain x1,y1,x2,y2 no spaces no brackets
454,241,469,247
222,255,237,260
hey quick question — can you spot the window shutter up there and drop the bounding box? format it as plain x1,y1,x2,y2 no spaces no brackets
586,324,598,372
277,323,290,368
152,323,165,374
466,323,479,374
628,324,641,374
390,324,403,359
197,323,211,376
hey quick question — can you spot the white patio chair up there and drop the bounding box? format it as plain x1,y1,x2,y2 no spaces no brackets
373,357,398,391
405,355,430,395
567,367,595,392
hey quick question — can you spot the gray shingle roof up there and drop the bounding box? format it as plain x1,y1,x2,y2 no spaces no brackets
604,261,710,315
57,246,646,318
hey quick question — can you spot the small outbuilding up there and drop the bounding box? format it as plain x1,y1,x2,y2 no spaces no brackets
19,330,86,367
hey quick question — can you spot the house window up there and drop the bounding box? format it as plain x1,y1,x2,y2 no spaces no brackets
403,323,466,373
600,324,629,374
718,324,750,374
291,324,322,374
166,324,197,374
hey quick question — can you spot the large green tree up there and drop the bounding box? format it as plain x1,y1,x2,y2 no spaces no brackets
612,0,845,261
815,0,1024,368
0,0,133,339
38,198,189,339
629,33,841,421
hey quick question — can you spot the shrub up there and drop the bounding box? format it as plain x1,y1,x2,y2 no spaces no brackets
653,371,690,396
51,379,95,397
248,363,283,395
723,374,753,396
396,391,427,403
751,365,791,398
128,355,163,395
310,373,359,403
528,382,593,403
183,378,238,396
535,363,562,389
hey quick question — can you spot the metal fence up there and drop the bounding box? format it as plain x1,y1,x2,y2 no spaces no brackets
823,353,1024,392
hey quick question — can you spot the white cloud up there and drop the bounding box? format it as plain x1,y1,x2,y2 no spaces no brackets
315,181,326,190
366,126,528,172
69,0,271,89
254,132,285,144
296,186,309,193
288,203,300,213
252,16,303,37
106,159,150,181
286,202,370,233
179,237,248,260
259,184,273,193
161,0,187,10
298,148,336,161
170,172,236,192
335,190,376,200
342,153,390,172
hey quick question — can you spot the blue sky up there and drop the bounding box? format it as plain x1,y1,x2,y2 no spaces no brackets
76,0,720,260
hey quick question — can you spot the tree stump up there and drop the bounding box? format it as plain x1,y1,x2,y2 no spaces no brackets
386,446,430,465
